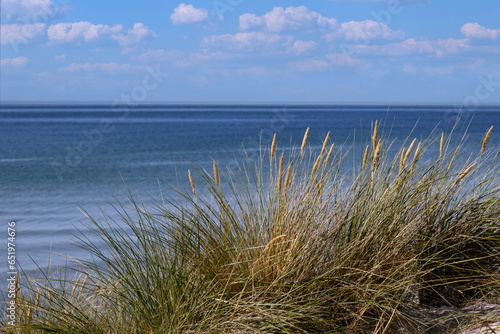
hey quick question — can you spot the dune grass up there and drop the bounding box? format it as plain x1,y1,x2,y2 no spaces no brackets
2,122,499,333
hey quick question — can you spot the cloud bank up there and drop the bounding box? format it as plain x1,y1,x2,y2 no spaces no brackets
170,4,209,25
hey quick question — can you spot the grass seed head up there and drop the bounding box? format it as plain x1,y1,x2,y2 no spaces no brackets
321,132,330,155
372,140,382,168
301,127,310,152
325,143,335,166
278,152,285,192
400,138,417,171
372,120,379,149
213,160,220,186
399,147,406,172
284,165,291,189
270,133,277,160
457,162,477,182
440,132,445,157
411,142,422,167
406,138,416,160
188,169,196,197
362,145,370,169
481,126,493,154
80,275,88,292
71,275,81,296
312,154,322,175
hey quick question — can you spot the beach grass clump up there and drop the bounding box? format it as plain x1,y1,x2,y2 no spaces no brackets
2,123,499,333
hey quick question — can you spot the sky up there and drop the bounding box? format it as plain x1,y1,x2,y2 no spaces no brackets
1,0,499,104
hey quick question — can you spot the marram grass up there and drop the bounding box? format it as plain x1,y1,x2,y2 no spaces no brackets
2,123,499,333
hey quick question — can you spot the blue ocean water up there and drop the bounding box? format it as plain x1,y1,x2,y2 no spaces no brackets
0,104,499,274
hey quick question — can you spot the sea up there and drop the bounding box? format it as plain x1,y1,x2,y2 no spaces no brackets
1,104,499,278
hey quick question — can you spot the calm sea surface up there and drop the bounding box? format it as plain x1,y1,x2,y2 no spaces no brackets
1,104,499,275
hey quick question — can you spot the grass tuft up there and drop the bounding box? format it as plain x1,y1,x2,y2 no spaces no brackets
2,123,499,333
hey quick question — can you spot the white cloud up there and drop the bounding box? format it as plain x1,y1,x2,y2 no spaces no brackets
203,32,293,52
0,23,46,46
356,38,470,57
239,6,338,32
290,53,357,71
47,21,123,44
239,13,263,31
324,20,405,41
1,0,70,23
170,4,208,25
461,23,500,40
47,21,155,47
235,6,404,55
289,40,317,55
1,57,29,68
111,23,156,46
59,62,138,74
434,38,470,55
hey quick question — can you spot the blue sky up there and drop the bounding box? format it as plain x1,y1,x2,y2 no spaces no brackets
1,0,499,103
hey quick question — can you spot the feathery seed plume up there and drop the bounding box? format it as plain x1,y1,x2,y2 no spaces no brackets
321,132,330,155
372,120,379,149
213,160,220,186
457,162,476,182
312,154,322,175
277,152,285,192
270,133,277,160
411,142,422,167
325,143,335,166
481,126,493,154
188,169,196,197
439,132,445,157
301,127,310,152
372,140,381,167
362,145,370,169
284,165,291,189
